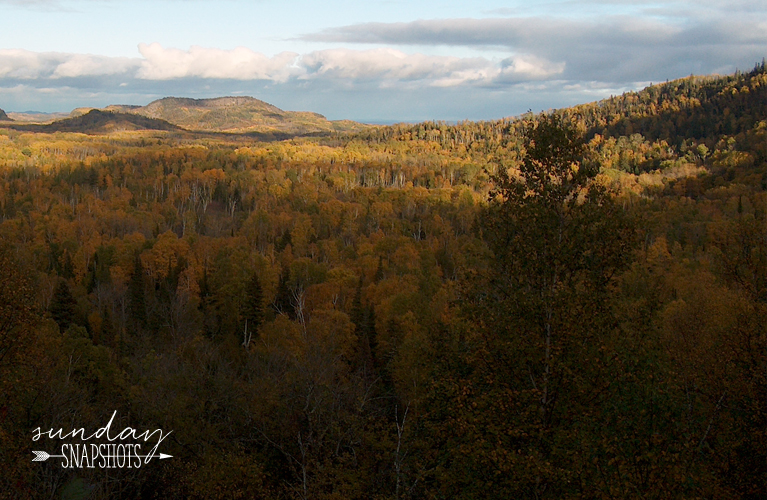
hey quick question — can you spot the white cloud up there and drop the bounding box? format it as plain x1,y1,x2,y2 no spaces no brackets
136,43,300,81
133,45,543,87
0,45,565,89
0,49,137,79
300,48,502,85
0,49,59,79
499,55,566,81
52,54,139,78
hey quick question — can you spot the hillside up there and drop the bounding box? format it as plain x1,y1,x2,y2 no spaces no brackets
356,62,767,172
129,96,368,134
1,109,180,134
563,62,767,144
0,108,9,121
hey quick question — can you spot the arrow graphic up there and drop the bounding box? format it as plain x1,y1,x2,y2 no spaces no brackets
32,451,63,461
32,450,172,462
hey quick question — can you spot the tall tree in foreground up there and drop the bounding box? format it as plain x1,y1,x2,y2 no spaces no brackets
429,115,637,498
0,247,61,500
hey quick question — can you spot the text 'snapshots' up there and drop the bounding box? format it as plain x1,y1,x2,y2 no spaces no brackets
31,412,172,469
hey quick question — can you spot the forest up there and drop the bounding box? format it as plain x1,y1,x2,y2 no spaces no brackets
0,63,765,499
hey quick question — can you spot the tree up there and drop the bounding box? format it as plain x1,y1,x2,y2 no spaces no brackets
485,114,635,412
0,248,37,369
242,271,264,347
272,268,293,319
128,254,146,331
50,279,76,333
350,277,378,377
431,115,637,498
0,247,64,500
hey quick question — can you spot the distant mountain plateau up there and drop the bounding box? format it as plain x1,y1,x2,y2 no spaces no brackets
1,96,369,136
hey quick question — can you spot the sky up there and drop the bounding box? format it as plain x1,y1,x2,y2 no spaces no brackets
0,0,765,122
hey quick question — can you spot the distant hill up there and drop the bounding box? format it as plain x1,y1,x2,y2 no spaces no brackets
1,97,368,137
0,108,10,121
70,105,142,117
105,104,143,113
0,109,180,134
128,96,367,134
6,111,73,123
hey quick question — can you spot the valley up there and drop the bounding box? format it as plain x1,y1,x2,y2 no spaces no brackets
1,65,765,499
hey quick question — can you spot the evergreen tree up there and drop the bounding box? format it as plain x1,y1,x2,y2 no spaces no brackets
374,256,384,283
128,254,146,331
350,278,378,376
272,269,293,319
50,280,76,332
198,266,211,313
242,271,264,337
198,266,219,339
101,306,115,347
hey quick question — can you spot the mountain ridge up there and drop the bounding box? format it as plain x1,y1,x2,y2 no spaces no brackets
354,62,767,164
3,96,369,136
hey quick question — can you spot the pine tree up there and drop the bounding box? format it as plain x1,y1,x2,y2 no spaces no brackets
128,254,146,331
242,272,264,339
272,269,293,319
374,256,384,283
199,266,211,311
349,276,382,386
50,280,76,332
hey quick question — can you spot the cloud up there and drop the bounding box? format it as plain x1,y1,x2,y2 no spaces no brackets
52,54,139,78
0,50,59,79
136,43,300,81
301,48,492,85
298,48,564,87
133,44,551,87
301,14,767,83
0,49,138,79
0,45,564,90
498,55,566,82
301,17,679,48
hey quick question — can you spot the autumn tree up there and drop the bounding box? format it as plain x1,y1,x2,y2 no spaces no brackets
431,115,637,498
